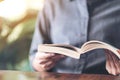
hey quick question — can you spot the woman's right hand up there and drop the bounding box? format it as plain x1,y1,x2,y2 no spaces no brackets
32,52,65,72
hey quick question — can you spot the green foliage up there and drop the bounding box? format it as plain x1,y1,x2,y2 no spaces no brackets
0,17,36,71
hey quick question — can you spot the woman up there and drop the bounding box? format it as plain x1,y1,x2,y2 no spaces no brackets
29,0,120,75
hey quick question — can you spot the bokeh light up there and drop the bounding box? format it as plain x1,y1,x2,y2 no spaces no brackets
0,0,3,2
0,0,27,21
0,0,44,21
0,0,44,71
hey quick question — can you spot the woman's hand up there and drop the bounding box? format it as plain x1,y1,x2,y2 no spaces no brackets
105,50,120,75
32,52,65,72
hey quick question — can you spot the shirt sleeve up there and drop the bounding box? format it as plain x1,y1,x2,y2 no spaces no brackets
29,0,52,71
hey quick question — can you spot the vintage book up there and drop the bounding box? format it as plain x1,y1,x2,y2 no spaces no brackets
38,40,120,59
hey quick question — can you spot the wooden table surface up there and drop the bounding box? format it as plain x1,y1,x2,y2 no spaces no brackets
0,70,119,80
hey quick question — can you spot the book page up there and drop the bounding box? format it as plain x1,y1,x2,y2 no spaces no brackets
80,40,120,59
38,44,80,59
38,40,120,59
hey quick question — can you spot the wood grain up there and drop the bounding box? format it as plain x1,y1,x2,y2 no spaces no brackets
0,70,119,80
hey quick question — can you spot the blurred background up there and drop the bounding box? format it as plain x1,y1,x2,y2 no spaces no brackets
0,0,44,71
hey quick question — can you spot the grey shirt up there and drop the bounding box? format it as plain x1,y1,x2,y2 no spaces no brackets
29,0,120,74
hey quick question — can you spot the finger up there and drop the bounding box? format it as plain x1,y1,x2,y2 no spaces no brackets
40,54,65,71
41,61,55,71
108,51,120,75
105,50,112,74
105,50,120,75
39,54,65,69
32,57,46,71
45,61,56,71
105,50,115,74
39,57,55,64
51,54,65,62
36,52,55,59
108,51,116,75
39,59,49,64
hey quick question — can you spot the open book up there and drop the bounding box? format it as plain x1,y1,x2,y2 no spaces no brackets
38,40,120,59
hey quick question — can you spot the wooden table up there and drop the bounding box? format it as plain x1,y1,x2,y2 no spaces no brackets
0,70,119,80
